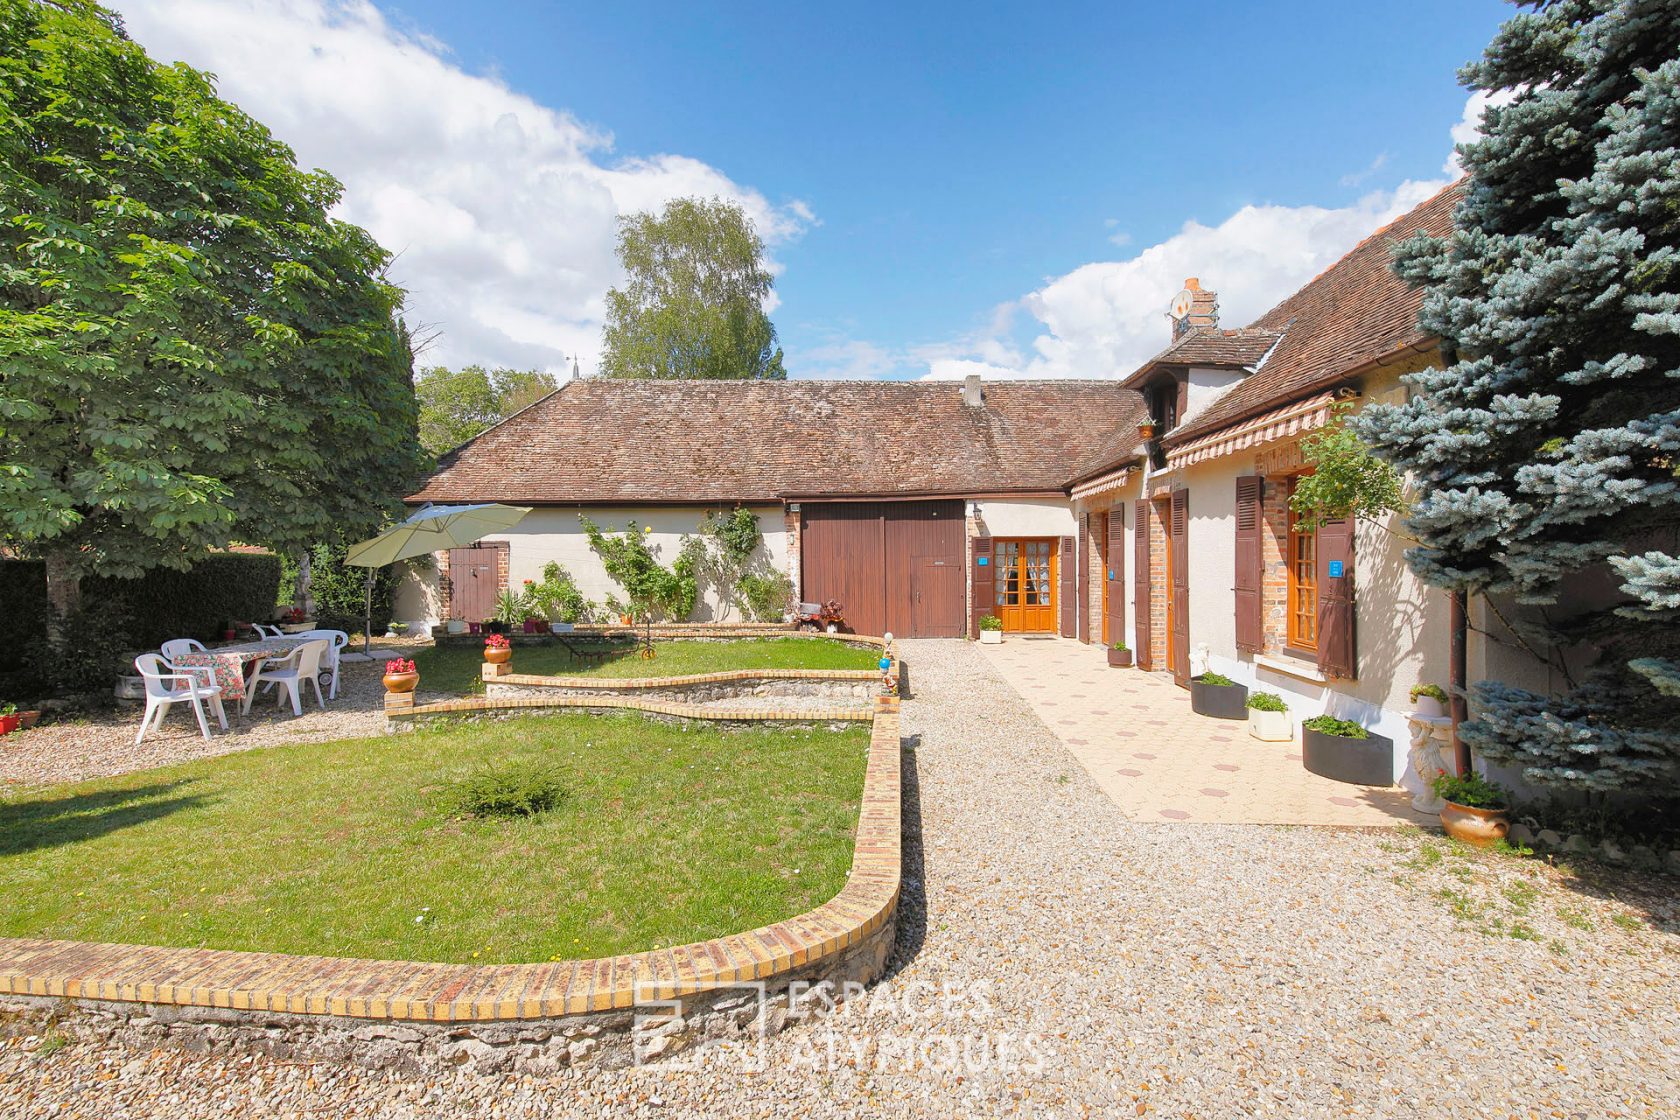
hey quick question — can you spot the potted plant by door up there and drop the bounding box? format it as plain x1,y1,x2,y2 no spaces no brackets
1409,683,1449,718
382,658,419,693
1246,691,1292,741
483,632,513,665
978,615,1004,645
1300,715,1394,786
1430,770,1511,846
1189,672,1248,719
1107,641,1133,668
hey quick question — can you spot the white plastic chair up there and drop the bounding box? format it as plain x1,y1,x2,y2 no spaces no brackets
295,629,350,699
245,638,329,716
133,653,226,743
252,623,283,639
160,638,206,661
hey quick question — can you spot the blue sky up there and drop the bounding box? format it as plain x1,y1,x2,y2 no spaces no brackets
120,0,1511,379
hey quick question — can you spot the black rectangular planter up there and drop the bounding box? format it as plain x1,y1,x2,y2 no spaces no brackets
1189,678,1248,719
1301,727,1395,786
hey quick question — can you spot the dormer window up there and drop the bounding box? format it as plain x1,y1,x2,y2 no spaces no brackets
1149,379,1181,433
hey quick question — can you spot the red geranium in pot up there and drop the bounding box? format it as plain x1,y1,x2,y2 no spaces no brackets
383,658,419,693
484,632,513,665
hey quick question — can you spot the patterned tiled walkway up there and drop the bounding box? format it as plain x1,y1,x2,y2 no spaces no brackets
977,637,1434,827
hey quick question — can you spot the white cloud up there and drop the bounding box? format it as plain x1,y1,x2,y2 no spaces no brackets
1446,87,1519,175
1339,152,1389,187
916,177,1449,381
113,0,811,374
907,87,1512,383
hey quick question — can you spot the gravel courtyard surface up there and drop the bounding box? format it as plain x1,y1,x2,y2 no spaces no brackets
4,640,1677,1118
0,642,429,789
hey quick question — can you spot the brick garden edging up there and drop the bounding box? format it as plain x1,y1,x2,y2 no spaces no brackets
0,698,904,1073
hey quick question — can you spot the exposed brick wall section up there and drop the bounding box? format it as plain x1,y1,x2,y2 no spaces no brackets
1084,511,1105,644
1259,473,1291,654
784,504,803,604
1148,498,1170,670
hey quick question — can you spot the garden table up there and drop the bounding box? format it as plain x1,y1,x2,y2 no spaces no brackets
170,638,311,703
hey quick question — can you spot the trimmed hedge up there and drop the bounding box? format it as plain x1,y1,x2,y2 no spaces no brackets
0,561,48,673
85,553,283,649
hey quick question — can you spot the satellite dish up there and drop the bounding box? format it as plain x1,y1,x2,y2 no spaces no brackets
1169,288,1195,320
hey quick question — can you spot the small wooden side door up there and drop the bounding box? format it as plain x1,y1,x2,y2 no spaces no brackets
910,556,965,637
447,547,498,622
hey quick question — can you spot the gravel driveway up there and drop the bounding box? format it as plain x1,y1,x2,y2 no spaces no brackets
4,640,1677,1118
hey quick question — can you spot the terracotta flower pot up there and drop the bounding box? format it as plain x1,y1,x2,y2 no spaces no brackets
19,710,41,730
1440,801,1509,847
383,671,419,693
1107,647,1133,667
484,647,513,665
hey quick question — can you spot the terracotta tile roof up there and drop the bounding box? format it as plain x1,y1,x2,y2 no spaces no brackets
1162,181,1463,447
1118,327,1282,389
409,379,1147,504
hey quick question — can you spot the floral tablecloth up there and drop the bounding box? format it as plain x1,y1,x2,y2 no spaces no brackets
171,639,310,702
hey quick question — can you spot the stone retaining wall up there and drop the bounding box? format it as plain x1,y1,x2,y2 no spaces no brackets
0,699,904,1074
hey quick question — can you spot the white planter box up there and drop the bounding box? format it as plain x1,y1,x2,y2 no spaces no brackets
1248,708,1293,742
1412,696,1447,718
979,630,1003,645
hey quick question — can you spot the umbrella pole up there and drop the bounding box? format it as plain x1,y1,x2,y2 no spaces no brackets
364,568,375,657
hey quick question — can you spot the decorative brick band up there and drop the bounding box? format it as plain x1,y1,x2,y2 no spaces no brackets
0,699,902,1028
389,693,877,728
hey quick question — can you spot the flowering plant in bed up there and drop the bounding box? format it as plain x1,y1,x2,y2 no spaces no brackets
383,658,418,693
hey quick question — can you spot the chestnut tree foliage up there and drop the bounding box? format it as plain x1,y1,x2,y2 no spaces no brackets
1356,0,1680,791
0,0,423,610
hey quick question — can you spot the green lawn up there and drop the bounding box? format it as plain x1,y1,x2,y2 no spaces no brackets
410,636,882,697
0,713,870,964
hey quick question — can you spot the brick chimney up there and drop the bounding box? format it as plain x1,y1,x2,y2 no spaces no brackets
961,373,984,408
1172,277,1220,339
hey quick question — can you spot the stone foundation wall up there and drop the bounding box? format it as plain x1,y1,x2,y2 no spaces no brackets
0,918,893,1076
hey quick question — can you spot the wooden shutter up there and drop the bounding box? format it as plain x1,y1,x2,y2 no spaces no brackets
1106,506,1125,648
1058,535,1076,637
1234,476,1264,654
1316,517,1357,678
970,535,993,639
1077,517,1090,642
1134,500,1152,669
1170,490,1190,686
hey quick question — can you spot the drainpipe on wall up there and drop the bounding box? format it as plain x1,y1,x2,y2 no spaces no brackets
1450,589,1471,777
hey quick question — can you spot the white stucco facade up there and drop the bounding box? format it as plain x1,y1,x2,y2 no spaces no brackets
393,505,789,628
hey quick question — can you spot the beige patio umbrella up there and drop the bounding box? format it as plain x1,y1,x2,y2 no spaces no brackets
343,503,532,654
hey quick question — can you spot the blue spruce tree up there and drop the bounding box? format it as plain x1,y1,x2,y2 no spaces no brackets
1356,0,1680,792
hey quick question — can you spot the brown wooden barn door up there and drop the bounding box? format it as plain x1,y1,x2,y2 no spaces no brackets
1106,506,1125,650
1169,490,1189,686
1316,516,1357,679
1133,500,1151,669
1234,476,1264,654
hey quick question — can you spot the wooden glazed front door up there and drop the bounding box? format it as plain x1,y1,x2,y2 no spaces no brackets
994,539,1057,632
